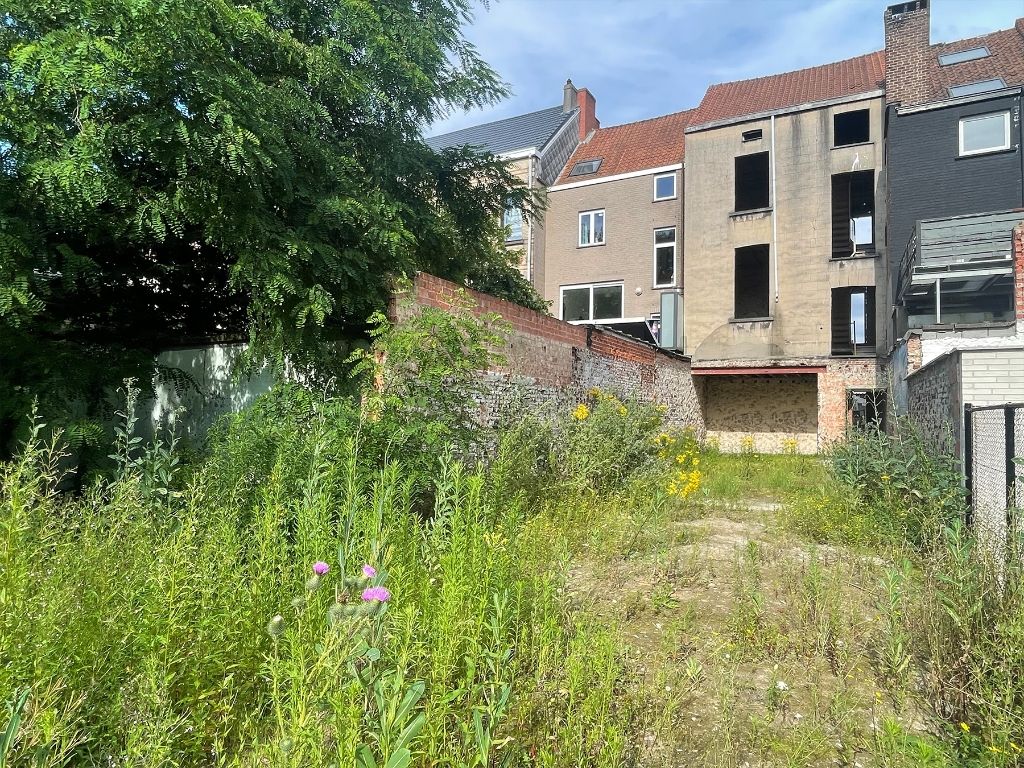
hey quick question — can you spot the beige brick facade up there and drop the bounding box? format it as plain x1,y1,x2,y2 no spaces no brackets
540,169,683,321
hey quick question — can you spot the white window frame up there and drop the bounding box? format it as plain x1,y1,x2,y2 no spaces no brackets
654,172,677,201
578,209,605,247
958,111,1011,157
652,227,677,288
559,281,624,322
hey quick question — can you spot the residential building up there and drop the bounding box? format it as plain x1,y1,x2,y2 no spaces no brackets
884,1,1024,416
539,110,693,343
682,52,888,452
425,80,597,282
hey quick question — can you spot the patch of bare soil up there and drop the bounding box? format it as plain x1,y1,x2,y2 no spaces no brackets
565,502,923,768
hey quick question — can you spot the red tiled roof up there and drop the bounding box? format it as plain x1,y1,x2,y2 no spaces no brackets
554,109,695,186
689,51,886,129
919,23,1024,105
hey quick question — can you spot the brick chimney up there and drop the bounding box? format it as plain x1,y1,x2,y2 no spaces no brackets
884,0,931,106
577,87,599,141
563,78,578,113
1014,223,1024,323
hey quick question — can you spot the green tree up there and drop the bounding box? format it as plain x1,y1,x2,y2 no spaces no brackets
0,0,544,454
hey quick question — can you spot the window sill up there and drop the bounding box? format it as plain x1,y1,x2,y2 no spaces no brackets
730,207,772,218
831,141,874,150
653,196,678,202
504,238,524,246
653,283,678,290
831,351,877,358
729,316,773,324
577,242,606,249
956,146,1016,160
831,250,878,261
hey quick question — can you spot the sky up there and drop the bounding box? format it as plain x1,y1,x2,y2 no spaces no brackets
426,0,1024,137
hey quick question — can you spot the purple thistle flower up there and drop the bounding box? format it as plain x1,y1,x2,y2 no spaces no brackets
361,586,391,603
312,561,330,576
361,564,377,579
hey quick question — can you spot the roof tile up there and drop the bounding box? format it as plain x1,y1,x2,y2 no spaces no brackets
554,109,695,186
424,105,575,156
689,51,885,129
920,23,1024,105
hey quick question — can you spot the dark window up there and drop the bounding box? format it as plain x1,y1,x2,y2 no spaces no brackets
734,245,770,319
831,170,874,257
939,46,989,66
849,389,886,431
949,78,1005,98
834,109,870,146
831,286,875,354
569,159,602,176
742,129,763,142
734,152,770,212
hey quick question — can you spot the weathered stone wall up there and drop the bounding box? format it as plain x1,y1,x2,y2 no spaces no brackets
817,358,887,445
700,373,818,453
393,273,705,434
906,351,962,458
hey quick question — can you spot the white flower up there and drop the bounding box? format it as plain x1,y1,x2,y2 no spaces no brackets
775,680,789,692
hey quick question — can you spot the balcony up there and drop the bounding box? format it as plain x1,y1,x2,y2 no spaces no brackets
897,210,1020,331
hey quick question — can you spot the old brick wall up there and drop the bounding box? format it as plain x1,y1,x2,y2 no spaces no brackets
393,273,705,434
817,358,886,447
906,351,962,457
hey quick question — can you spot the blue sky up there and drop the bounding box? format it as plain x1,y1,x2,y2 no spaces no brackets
427,0,1024,137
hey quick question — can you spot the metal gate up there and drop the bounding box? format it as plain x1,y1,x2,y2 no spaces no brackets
964,403,1024,543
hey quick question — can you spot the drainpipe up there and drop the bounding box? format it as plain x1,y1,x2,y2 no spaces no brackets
771,114,779,304
526,154,535,283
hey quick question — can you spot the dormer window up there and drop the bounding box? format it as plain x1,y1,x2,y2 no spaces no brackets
938,47,990,66
569,159,602,176
948,78,1006,98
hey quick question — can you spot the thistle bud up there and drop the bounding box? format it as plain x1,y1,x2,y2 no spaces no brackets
267,615,285,638
306,574,322,591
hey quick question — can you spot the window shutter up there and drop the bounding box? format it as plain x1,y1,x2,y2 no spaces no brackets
831,288,851,354
831,176,851,258
864,287,876,347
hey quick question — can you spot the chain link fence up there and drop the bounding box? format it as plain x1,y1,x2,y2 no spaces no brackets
964,403,1024,547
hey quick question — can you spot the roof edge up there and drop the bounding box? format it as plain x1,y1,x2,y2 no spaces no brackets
686,89,884,133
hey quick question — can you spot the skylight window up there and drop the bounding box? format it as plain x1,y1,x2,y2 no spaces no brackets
569,159,602,176
938,47,990,66
948,78,1006,97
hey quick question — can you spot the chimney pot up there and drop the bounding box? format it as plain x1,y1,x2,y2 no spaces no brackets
563,78,578,113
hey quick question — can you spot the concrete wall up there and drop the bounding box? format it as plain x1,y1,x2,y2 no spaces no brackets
146,344,277,443
542,170,683,321
684,95,888,360
699,373,818,453
395,273,705,433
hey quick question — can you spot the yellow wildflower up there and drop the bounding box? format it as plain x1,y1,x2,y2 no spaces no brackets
572,403,590,421
960,722,970,733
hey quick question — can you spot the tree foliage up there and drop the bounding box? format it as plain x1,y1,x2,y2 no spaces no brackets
0,0,544,449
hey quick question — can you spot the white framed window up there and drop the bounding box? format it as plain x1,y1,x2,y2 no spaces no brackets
578,209,605,247
959,111,1010,156
560,282,623,322
654,172,676,200
653,227,676,287
503,205,523,242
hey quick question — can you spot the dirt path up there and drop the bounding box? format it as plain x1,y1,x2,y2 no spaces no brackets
565,498,921,768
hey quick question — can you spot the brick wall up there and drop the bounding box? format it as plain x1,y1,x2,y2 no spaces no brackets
817,358,886,447
392,273,705,433
907,351,962,458
1015,223,1024,322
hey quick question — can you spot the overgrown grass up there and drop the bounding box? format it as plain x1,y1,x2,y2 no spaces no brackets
697,449,828,505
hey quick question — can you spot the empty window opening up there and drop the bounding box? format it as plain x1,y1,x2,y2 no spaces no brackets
734,245,770,319
831,286,875,355
578,209,605,246
734,152,770,212
948,78,1006,98
654,173,676,200
834,109,870,146
742,129,763,142
904,274,1013,328
569,158,602,176
653,227,676,287
560,282,623,322
831,170,874,257
939,46,989,66
959,111,1011,156
503,205,523,242
849,389,886,431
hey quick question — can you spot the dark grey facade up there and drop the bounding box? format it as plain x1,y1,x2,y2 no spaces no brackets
886,92,1024,272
